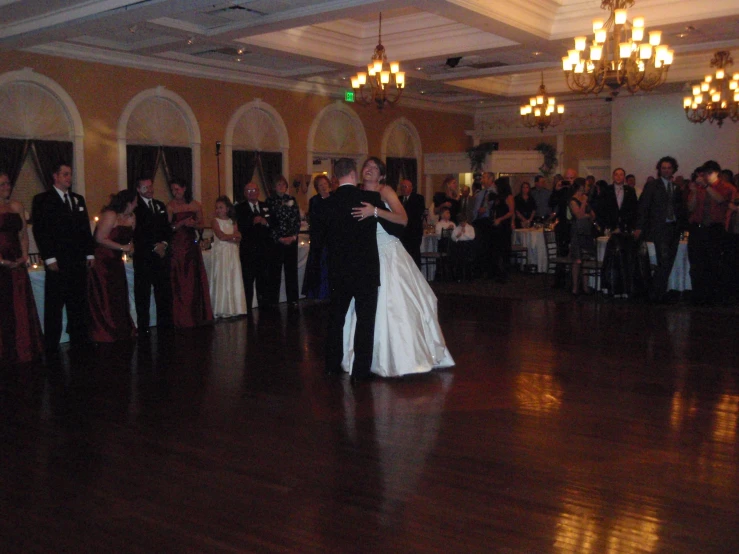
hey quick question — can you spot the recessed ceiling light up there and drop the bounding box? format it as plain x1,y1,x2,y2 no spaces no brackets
532,51,542,56
236,57,241,62
128,25,137,34
187,36,194,45
415,66,422,71
237,48,244,55
420,90,425,94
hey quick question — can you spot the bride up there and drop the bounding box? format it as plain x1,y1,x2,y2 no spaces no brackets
342,157,454,377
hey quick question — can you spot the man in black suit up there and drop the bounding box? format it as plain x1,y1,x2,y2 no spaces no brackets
603,167,638,232
32,162,95,350
311,158,382,383
397,178,425,268
132,176,172,333
234,182,272,314
635,156,685,302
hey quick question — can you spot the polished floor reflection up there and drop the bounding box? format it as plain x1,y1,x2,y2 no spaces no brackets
1,296,738,553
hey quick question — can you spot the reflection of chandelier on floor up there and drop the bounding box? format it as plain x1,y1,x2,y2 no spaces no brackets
563,0,673,97
684,51,739,127
520,73,564,132
351,13,405,109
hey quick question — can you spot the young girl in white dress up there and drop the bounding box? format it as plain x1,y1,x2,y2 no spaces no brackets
210,196,247,318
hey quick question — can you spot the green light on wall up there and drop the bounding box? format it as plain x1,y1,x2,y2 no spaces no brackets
345,91,355,103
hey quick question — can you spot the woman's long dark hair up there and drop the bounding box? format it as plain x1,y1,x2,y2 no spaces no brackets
103,189,137,214
363,156,386,184
169,177,193,203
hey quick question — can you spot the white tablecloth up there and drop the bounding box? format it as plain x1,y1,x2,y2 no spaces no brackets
27,243,310,343
596,236,691,292
421,233,439,280
512,228,548,273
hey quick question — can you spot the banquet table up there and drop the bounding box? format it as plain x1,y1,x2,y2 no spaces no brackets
596,236,691,292
28,242,310,343
512,228,548,273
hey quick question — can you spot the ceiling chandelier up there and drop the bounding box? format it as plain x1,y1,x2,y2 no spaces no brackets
520,73,564,132
562,0,674,97
351,13,405,109
684,51,739,127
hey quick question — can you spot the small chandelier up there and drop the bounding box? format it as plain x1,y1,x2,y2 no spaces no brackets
520,73,564,132
562,0,674,97
684,51,739,127
351,13,405,109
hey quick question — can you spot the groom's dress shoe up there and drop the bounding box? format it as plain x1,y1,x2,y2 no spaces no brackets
350,373,376,386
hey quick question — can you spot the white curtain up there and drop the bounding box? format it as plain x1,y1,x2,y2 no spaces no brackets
232,108,281,151
386,124,416,158
127,96,189,145
313,111,361,154
0,82,72,140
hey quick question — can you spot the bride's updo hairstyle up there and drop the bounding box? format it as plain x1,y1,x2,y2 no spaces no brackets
362,156,386,182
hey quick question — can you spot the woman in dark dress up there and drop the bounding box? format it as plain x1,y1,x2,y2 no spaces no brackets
569,178,596,295
432,176,461,223
490,178,515,282
167,179,213,328
302,174,331,299
88,189,137,342
0,171,43,363
514,182,537,228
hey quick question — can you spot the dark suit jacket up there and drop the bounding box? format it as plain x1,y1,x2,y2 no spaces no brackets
31,188,94,268
602,184,638,231
133,196,171,261
234,200,272,257
400,192,425,246
311,185,382,292
636,178,685,241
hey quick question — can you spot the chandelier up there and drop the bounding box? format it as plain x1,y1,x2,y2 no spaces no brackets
351,13,405,109
520,73,564,132
684,51,739,127
562,0,674,97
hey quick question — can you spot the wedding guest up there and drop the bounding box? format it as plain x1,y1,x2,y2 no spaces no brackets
0,171,43,363
302,175,331,299
435,206,456,236
398,178,426,269
133,176,172,333
210,196,246,318
32,162,95,350
432,176,460,223
234,182,271,314
267,175,301,306
490,178,515,282
569,178,596,295
514,182,536,228
88,190,137,342
451,214,476,280
167,178,213,327
531,175,551,220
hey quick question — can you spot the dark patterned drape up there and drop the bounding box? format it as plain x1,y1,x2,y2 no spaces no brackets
386,157,418,192
259,151,283,197
161,146,193,189
0,138,29,186
31,140,74,190
232,150,258,203
126,145,160,190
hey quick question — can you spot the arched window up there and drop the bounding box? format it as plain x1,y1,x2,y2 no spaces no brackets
225,99,289,202
382,117,422,191
117,87,201,199
0,68,84,211
306,101,368,178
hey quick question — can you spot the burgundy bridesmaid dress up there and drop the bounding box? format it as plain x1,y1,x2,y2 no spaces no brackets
0,212,43,363
170,211,213,328
87,225,136,342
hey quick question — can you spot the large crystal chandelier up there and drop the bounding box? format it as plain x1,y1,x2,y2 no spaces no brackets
684,51,739,127
351,13,405,109
562,0,674,97
520,73,564,132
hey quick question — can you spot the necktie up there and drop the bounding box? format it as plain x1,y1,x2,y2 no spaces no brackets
64,193,72,212
252,203,258,214
148,200,155,214
666,181,675,221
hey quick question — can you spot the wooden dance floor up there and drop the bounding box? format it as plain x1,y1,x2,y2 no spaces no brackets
2,295,738,553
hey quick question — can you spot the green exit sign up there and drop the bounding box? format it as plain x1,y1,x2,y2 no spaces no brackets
345,90,355,103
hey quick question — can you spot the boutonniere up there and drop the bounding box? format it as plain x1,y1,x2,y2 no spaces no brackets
263,207,269,213
285,199,295,207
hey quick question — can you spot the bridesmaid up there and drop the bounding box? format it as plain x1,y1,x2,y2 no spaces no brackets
0,171,43,363
87,189,137,342
167,178,213,328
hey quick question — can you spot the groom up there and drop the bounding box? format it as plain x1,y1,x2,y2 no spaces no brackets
312,158,382,383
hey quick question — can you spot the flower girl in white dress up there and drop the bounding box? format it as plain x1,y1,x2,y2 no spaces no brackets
210,196,247,318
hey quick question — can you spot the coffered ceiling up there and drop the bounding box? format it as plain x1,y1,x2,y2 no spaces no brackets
2,0,739,114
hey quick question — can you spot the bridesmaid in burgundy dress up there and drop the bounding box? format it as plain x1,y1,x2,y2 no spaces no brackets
87,190,137,342
0,172,43,363
167,179,213,328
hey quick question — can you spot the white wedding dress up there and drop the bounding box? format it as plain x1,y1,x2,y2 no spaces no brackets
210,218,247,318
342,214,455,377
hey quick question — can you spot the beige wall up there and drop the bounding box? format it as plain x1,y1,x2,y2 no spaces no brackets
0,52,472,217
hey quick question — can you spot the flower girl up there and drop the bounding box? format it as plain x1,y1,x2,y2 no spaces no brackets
209,196,247,317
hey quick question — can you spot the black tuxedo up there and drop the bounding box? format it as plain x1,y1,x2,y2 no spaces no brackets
636,177,686,300
31,188,95,348
133,195,173,329
602,184,638,232
234,200,272,311
399,192,425,268
311,185,382,378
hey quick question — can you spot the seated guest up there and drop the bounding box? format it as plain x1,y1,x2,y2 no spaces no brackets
210,196,247,318
88,190,137,342
302,174,332,299
266,175,301,306
167,178,213,327
451,215,475,281
514,182,536,228
569,178,596,295
530,175,551,220
0,171,43,363
435,207,456,236
432,176,460,223
452,215,475,242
